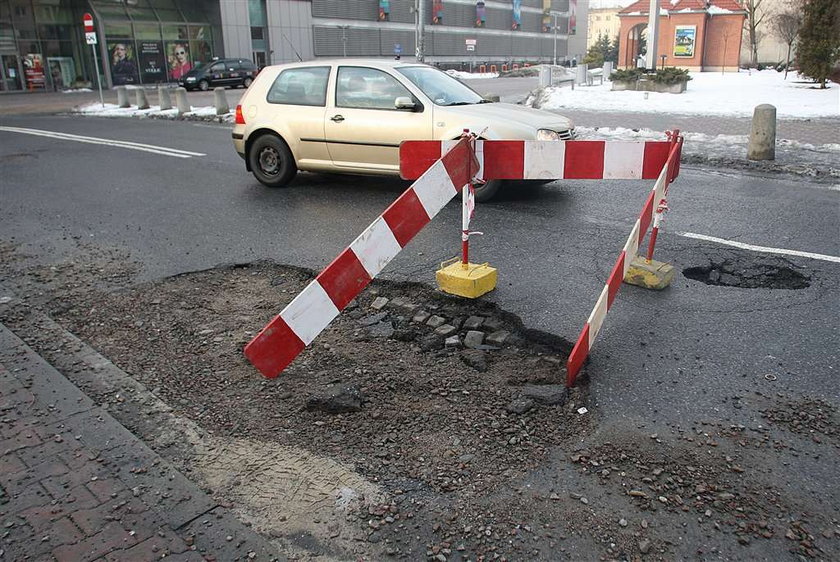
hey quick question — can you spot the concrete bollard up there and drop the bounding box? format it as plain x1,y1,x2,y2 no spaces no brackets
214,87,229,115
135,88,149,110
747,104,776,161
116,86,130,108
158,86,172,110
175,87,190,115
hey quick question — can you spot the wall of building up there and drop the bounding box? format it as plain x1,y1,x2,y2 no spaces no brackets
587,7,622,48
267,0,314,63
704,14,743,71
219,0,252,59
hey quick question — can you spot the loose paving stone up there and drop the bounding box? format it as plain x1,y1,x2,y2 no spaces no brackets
426,315,446,328
459,350,488,372
445,336,461,348
521,385,568,406
463,316,484,330
506,398,535,415
485,330,510,346
433,324,457,337
463,331,485,349
412,311,431,324
305,383,364,413
370,297,389,310
358,312,388,327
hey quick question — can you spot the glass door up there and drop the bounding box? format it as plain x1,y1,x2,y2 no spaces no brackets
1,54,23,91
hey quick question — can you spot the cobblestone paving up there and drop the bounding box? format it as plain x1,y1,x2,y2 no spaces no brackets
0,324,282,562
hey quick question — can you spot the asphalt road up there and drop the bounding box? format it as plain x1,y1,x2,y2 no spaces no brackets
2,114,839,513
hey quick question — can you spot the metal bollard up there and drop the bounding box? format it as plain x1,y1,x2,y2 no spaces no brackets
116,86,130,108
135,88,149,110
158,86,172,110
747,104,776,161
175,87,190,115
214,87,229,115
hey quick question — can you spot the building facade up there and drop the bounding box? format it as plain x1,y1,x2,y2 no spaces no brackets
1,0,582,93
586,0,633,49
618,0,746,72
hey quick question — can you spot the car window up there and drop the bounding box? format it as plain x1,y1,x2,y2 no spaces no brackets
267,66,330,106
336,67,414,110
241,61,257,71
209,62,224,72
397,66,484,106
228,61,240,70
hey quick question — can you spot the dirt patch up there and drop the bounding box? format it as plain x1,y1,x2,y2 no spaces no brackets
683,257,810,289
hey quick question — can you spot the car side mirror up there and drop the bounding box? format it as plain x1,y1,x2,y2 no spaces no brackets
395,96,416,110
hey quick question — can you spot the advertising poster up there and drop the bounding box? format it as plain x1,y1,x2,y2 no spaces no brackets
47,57,75,90
139,41,165,83
378,0,389,21
167,41,192,80
674,25,696,57
542,0,552,32
23,53,46,89
432,0,443,24
475,1,486,27
109,42,138,85
512,0,521,29
568,0,577,35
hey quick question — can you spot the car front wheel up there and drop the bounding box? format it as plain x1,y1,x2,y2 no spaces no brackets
249,134,297,187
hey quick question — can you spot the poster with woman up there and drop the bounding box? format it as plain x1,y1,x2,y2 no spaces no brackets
432,0,443,24
167,42,192,80
568,0,577,35
512,0,521,30
475,1,486,27
378,0,390,21
109,42,138,85
47,57,75,90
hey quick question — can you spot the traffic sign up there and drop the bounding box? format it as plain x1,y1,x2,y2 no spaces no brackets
85,32,97,45
83,12,94,32
465,39,477,46
466,45,475,51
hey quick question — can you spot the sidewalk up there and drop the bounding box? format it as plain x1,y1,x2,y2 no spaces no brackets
0,321,283,562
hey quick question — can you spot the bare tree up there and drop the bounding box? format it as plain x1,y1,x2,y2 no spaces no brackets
742,0,766,67
773,10,802,79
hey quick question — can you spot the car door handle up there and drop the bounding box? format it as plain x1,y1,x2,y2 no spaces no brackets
330,115,345,123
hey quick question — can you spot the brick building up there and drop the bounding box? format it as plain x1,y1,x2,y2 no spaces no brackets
617,0,746,72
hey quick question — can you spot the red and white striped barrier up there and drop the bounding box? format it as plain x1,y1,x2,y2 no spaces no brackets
245,138,478,378
566,131,684,386
401,140,673,182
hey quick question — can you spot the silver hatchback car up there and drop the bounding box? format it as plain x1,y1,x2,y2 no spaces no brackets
233,59,574,201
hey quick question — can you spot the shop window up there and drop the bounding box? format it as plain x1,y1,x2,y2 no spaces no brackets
134,23,162,40
34,1,72,24
91,1,130,22
162,24,188,40
189,39,211,65
37,24,72,41
250,27,263,41
178,0,208,23
126,0,159,23
104,22,132,37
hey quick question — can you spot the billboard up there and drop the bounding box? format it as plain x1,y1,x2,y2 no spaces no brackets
674,25,697,57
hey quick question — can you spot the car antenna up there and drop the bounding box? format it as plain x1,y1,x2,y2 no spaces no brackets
279,31,303,62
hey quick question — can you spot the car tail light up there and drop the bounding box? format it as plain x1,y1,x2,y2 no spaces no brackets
235,104,245,125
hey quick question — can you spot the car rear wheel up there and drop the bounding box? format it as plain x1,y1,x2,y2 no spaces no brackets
473,180,502,202
198,79,209,91
243,77,253,88
249,134,297,188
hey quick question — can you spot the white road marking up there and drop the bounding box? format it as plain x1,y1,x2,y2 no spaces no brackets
679,232,840,264
0,126,206,159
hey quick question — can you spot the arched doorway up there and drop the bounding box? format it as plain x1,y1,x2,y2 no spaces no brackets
624,23,647,67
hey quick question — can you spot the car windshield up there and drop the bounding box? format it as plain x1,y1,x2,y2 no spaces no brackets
396,66,486,106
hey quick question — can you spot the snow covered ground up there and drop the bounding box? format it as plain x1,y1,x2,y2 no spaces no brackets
535,69,839,119
76,102,231,121
446,69,499,80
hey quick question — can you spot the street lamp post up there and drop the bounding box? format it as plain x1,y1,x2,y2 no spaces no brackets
551,12,562,66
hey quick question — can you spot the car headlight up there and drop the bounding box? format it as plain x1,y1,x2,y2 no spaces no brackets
537,129,562,141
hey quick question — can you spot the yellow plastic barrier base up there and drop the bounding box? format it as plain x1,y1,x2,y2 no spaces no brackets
436,261,498,299
624,256,675,290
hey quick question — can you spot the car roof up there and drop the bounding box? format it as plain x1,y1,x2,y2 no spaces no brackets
263,59,428,72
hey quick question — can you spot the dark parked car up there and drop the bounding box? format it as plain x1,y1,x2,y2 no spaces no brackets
180,58,258,91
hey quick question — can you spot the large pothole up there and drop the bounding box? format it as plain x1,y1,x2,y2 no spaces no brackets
683,257,810,289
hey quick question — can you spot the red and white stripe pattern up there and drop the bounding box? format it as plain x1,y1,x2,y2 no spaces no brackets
566,135,683,387
245,138,478,378
401,140,673,182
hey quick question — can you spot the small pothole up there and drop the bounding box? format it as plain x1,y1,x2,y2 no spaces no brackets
683,258,810,289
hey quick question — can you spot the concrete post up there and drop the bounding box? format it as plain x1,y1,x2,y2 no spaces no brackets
158,86,172,110
214,87,229,115
575,63,588,85
135,88,149,110
175,87,190,115
747,104,776,161
603,61,614,79
116,86,130,108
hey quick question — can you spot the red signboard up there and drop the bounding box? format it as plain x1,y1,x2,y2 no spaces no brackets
83,13,94,32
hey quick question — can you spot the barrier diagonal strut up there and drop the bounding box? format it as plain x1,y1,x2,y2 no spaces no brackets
245,137,479,378
566,131,684,387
